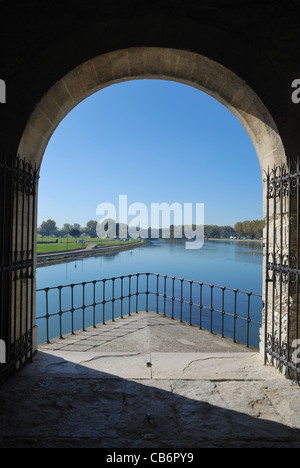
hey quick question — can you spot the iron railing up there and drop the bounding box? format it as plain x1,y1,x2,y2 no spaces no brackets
36,273,262,349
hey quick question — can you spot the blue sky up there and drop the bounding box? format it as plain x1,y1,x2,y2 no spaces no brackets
38,79,262,229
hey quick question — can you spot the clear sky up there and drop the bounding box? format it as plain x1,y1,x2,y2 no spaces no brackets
38,79,263,229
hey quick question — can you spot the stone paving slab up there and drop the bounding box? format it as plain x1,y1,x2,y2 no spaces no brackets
39,312,254,354
0,312,300,448
150,352,278,381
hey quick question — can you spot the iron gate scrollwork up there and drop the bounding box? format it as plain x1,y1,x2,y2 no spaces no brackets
0,155,38,385
265,159,300,383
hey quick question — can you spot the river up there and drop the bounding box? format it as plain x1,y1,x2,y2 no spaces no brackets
36,238,263,347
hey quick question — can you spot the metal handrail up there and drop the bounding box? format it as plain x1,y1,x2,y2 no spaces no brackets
36,273,262,348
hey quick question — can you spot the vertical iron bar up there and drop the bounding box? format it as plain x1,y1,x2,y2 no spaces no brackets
8,160,14,363
156,274,159,314
136,274,139,313
180,279,183,322
287,162,292,377
129,275,132,317
71,285,74,335
163,275,166,316
93,281,96,327
146,273,149,313
30,165,37,360
233,289,238,343
199,282,203,329
279,166,283,358
20,163,25,362
246,293,252,348
172,277,175,320
271,168,276,365
112,278,115,321
264,167,270,365
25,168,31,359
210,284,214,333
13,161,20,363
296,160,300,381
221,287,225,338
189,280,193,325
59,287,63,339
120,277,123,318
103,280,106,324
82,282,86,331
45,289,50,344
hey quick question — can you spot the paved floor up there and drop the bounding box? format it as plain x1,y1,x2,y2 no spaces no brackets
0,312,300,448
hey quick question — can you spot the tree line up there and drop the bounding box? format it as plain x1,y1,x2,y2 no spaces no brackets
38,219,265,240
38,220,98,237
233,220,265,239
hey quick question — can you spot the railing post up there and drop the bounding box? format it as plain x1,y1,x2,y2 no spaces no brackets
180,279,184,323
163,275,167,317
172,277,175,320
156,274,159,314
120,276,124,319
58,286,62,340
102,279,106,324
199,282,203,329
233,289,238,343
82,282,86,331
210,284,214,333
136,274,139,313
128,275,132,317
92,280,96,328
247,292,252,347
70,284,75,335
45,288,50,344
221,286,225,338
189,280,193,326
146,273,149,313
110,278,114,321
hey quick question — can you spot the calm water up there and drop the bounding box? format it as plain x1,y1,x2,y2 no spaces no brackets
36,239,263,347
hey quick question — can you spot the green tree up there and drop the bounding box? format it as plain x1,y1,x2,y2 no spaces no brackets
62,223,72,232
205,225,221,238
234,222,244,237
234,220,265,239
40,219,57,235
85,220,98,237
69,228,80,238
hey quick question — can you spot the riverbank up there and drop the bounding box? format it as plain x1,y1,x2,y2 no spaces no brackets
206,238,263,244
36,240,146,268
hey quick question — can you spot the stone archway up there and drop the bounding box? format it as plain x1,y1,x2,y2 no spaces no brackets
18,47,285,173
15,47,286,359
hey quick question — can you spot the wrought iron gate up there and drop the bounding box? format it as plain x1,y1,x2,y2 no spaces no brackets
0,156,38,384
265,159,300,383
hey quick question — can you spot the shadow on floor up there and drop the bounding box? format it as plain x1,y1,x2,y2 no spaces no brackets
0,350,299,448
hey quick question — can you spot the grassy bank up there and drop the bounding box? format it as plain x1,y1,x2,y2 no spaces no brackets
37,243,86,254
37,236,142,254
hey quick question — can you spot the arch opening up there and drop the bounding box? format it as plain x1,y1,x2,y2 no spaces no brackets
35,77,264,349
14,47,287,358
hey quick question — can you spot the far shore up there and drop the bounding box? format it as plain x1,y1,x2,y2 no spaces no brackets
205,238,263,243
36,236,263,268
36,240,146,268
